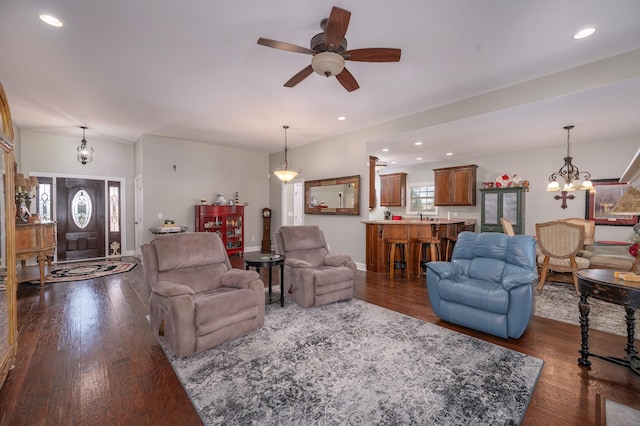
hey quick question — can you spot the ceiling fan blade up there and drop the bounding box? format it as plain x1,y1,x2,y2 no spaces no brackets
336,67,359,92
257,37,315,55
343,48,401,62
284,65,314,87
324,7,351,51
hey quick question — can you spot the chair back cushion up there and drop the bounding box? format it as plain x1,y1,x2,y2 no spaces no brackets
153,232,227,270
452,232,537,283
536,221,585,258
559,217,595,245
151,232,231,293
278,226,328,267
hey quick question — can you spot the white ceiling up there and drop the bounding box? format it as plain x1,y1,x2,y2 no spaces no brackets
1,1,639,166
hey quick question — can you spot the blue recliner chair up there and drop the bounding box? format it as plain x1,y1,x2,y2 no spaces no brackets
426,232,538,339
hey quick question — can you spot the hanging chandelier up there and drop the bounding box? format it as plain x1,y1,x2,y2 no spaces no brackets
273,125,300,183
546,125,593,192
77,126,94,165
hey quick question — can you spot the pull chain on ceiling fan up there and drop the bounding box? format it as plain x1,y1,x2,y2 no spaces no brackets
257,6,401,92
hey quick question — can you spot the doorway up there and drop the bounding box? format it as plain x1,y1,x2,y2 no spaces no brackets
35,175,123,262
56,178,105,261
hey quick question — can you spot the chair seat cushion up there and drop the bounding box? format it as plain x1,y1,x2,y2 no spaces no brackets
313,266,353,286
438,277,509,315
195,288,258,336
588,254,634,271
537,254,590,269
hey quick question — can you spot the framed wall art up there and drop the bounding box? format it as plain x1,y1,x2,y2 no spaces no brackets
585,178,638,226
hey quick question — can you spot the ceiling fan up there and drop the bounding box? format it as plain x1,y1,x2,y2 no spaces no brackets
257,6,401,92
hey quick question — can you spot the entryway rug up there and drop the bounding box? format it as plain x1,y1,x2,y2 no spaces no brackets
165,299,543,425
534,282,628,336
30,261,136,284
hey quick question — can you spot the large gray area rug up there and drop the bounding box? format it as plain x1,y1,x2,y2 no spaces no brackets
166,299,543,425
534,282,629,336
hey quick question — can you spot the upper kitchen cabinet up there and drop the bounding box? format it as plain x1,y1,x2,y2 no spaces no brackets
434,165,478,206
379,173,407,207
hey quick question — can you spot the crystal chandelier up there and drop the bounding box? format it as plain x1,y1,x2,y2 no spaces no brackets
546,125,592,191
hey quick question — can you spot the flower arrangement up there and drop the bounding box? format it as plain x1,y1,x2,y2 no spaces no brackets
495,174,519,188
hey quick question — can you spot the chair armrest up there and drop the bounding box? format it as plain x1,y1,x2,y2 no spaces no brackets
285,258,313,268
221,269,260,289
324,253,351,267
153,280,195,297
501,273,538,291
426,262,463,279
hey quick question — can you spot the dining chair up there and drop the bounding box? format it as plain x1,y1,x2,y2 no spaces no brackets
536,220,590,294
501,218,516,236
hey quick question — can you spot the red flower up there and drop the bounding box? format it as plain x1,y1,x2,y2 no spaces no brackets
501,174,510,180
629,243,639,258
495,182,502,188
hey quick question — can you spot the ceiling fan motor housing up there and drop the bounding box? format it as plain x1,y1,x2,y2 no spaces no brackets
310,32,348,53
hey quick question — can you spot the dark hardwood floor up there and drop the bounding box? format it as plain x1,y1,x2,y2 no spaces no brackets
1,256,639,425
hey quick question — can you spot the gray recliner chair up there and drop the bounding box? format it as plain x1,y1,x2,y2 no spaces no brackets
273,226,356,308
141,232,265,357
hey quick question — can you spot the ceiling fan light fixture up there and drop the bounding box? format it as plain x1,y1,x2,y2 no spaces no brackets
311,52,345,77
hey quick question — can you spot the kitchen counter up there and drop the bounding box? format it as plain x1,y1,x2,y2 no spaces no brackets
364,219,475,276
362,219,475,225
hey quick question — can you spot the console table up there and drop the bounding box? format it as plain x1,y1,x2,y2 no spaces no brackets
16,221,57,286
577,269,640,377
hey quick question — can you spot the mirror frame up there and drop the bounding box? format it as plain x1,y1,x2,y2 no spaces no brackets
0,82,17,391
305,175,360,215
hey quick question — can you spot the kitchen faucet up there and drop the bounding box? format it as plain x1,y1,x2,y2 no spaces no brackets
417,212,424,221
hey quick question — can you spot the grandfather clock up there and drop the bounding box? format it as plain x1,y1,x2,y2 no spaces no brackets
261,208,272,253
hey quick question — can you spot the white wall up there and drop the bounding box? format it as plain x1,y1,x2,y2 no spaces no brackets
392,136,639,242
272,133,639,268
137,135,270,249
16,127,639,265
17,129,136,253
269,133,369,268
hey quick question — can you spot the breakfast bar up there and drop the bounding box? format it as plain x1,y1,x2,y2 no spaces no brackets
363,219,475,277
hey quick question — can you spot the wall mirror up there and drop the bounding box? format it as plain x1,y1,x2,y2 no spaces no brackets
305,175,360,215
0,82,17,391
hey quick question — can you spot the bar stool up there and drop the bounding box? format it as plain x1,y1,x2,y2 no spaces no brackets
443,235,458,261
386,238,409,279
415,237,440,276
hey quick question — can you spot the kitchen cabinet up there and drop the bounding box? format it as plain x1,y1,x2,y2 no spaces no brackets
195,205,244,256
433,165,477,206
480,187,526,234
379,173,407,207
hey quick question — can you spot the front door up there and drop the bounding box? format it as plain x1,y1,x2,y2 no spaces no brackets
56,178,105,261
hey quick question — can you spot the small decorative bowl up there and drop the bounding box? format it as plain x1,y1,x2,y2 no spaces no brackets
482,182,494,189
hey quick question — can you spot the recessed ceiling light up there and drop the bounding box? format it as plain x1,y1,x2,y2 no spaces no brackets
382,148,389,152
416,157,422,161
39,14,63,27
445,152,453,156
573,27,595,40
337,116,346,121
391,161,397,164
414,141,422,146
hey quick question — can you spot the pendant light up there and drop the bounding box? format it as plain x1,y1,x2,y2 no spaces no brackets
546,125,592,191
273,125,300,183
77,126,94,165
